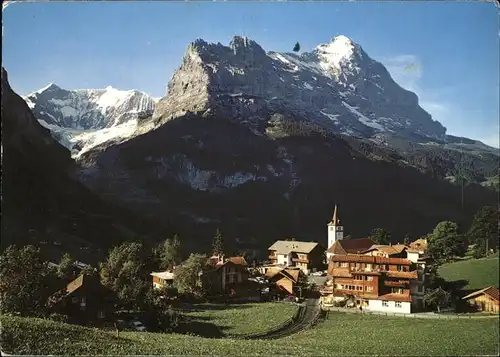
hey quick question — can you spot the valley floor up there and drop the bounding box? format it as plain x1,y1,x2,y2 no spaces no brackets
2,310,498,356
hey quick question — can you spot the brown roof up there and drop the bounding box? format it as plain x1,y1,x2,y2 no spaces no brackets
66,274,85,295
327,241,347,255
363,244,408,256
265,267,300,283
282,269,300,283
227,257,248,266
265,267,283,279
392,244,408,254
327,238,376,254
208,256,248,269
330,254,412,265
463,286,500,302
377,293,412,302
47,274,99,307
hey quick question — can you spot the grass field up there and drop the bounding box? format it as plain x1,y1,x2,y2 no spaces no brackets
178,302,299,337
438,255,499,290
2,312,498,356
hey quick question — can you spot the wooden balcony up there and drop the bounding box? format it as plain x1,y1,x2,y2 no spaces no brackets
384,280,410,287
292,258,309,263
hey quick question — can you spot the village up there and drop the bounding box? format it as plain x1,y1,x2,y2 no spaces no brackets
29,205,498,335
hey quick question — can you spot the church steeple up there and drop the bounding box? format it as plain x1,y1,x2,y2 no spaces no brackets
331,204,340,225
327,203,344,250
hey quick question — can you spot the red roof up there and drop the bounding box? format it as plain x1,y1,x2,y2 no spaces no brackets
377,293,412,302
330,254,412,265
327,238,376,254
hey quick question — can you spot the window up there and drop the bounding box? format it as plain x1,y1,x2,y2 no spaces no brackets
98,310,106,319
382,300,389,307
395,301,402,308
373,264,379,269
71,297,78,304
340,262,348,268
391,288,404,294
366,276,374,281
357,286,363,291
397,265,403,271
366,264,372,270
366,286,373,292
355,275,363,281
418,285,424,293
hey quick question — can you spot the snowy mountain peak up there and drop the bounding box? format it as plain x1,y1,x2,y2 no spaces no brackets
32,82,61,95
315,35,364,79
24,84,157,157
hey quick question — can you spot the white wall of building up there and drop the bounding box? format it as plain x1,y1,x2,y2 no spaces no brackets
327,224,344,249
277,253,291,266
406,252,420,263
365,299,411,314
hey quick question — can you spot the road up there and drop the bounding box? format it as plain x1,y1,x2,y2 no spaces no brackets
244,298,322,340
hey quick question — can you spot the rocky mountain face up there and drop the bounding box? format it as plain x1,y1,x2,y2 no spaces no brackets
1,67,162,263
153,35,446,141
149,35,497,187
71,37,496,255
23,84,156,156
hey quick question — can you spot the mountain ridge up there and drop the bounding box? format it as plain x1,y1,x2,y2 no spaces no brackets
23,84,157,156
152,35,447,143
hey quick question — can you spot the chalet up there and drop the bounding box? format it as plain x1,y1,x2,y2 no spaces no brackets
406,238,427,262
203,255,251,296
325,205,376,260
268,241,325,275
320,254,421,313
265,267,303,296
47,274,115,323
151,270,175,289
462,286,499,313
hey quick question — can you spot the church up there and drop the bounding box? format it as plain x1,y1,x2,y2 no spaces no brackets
325,205,376,261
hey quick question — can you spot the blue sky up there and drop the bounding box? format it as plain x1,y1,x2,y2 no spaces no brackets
3,1,499,147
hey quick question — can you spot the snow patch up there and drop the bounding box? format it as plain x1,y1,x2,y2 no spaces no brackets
320,111,340,123
342,101,384,131
303,82,314,90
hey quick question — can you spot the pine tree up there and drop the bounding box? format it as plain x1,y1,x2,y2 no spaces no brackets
293,42,301,52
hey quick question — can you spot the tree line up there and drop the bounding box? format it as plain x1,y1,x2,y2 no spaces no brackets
0,228,231,330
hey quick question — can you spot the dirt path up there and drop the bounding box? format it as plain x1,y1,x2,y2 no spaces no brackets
232,298,322,340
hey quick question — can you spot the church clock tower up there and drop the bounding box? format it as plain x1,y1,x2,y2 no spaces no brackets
327,204,343,249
